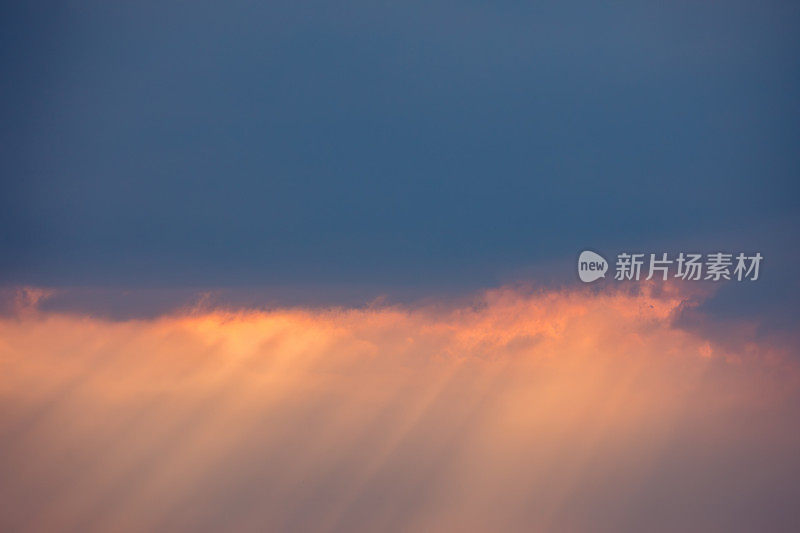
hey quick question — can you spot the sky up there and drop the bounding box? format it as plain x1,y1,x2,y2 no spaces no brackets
3,1,798,287
3,285,800,532
1,1,800,532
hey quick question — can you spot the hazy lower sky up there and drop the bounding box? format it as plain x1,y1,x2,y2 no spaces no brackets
3,285,800,532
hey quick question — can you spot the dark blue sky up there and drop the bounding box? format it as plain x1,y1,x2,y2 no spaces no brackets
2,1,799,297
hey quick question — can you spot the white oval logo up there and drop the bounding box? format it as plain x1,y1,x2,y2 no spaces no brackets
578,251,608,282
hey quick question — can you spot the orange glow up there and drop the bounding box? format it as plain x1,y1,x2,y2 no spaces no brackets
1,284,798,532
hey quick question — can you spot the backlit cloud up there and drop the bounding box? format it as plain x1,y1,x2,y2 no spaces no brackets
1,284,798,532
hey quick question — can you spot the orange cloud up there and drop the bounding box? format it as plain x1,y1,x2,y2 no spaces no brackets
1,284,798,532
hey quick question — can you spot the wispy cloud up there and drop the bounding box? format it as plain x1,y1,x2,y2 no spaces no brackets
1,284,798,532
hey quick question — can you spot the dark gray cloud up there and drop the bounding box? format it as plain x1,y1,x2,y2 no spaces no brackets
2,1,798,295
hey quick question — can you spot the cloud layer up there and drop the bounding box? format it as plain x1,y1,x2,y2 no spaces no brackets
1,284,799,532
